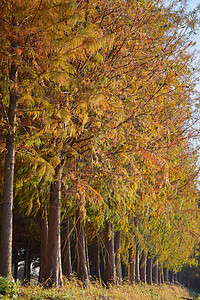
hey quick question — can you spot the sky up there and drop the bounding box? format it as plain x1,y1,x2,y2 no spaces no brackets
187,1,200,89
185,0,200,154
164,1,200,154
164,1,200,55
188,0,199,10
183,0,200,48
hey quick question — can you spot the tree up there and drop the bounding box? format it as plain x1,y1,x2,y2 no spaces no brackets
104,221,116,285
0,0,199,286
62,217,72,278
0,0,59,277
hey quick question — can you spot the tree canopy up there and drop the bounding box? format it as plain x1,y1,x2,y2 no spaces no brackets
0,0,199,287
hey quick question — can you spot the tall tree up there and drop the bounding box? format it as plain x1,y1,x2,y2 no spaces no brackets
45,163,64,286
114,230,122,283
104,221,116,285
62,217,72,278
0,1,19,276
0,0,199,285
0,0,68,277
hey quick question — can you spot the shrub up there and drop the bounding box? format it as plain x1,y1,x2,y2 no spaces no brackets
0,276,17,299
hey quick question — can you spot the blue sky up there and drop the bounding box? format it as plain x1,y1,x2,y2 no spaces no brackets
187,0,199,10
188,1,200,88
187,1,200,55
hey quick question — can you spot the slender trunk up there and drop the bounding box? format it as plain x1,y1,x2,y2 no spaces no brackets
128,241,136,283
96,240,101,282
114,230,122,283
85,233,90,277
152,256,158,284
76,209,89,283
135,240,140,283
161,268,164,284
13,246,19,281
169,271,174,283
163,267,168,283
147,254,152,285
128,221,136,284
46,178,63,287
104,221,116,285
39,208,48,283
158,267,164,284
62,218,72,278
158,267,161,284
178,271,182,284
124,264,128,279
0,61,18,277
24,241,31,283
140,250,147,283
171,272,174,283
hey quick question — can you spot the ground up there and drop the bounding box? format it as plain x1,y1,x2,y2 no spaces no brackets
16,280,200,300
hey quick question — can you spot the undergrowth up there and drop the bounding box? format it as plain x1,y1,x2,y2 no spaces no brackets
0,276,199,300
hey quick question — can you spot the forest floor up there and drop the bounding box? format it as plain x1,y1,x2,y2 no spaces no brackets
17,279,200,300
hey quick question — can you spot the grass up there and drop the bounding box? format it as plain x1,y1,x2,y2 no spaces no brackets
14,278,200,300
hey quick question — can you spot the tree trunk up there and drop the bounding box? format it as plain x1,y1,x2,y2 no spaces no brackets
76,209,89,284
178,271,182,284
169,271,174,283
0,61,18,277
158,267,164,284
161,269,164,283
147,254,152,285
140,250,147,284
135,240,140,284
128,241,136,283
152,256,158,284
158,267,161,284
39,208,48,283
163,267,168,283
104,221,116,285
96,240,101,282
85,233,90,277
24,241,31,283
114,230,122,283
46,178,63,287
62,218,72,278
13,246,19,281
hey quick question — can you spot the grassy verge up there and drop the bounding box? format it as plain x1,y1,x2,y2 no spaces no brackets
19,280,200,300
0,276,199,299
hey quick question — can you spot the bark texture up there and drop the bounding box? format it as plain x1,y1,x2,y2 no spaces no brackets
13,246,19,281
39,208,48,283
104,221,116,285
135,240,140,283
128,241,136,283
96,240,101,282
152,256,158,284
158,267,164,284
114,230,122,283
0,61,18,277
24,241,31,283
169,271,174,283
163,267,168,283
147,254,152,285
62,218,72,277
46,179,63,286
76,209,89,283
140,250,147,283
85,233,90,277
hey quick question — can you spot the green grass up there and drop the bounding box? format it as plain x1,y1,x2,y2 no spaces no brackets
0,276,199,300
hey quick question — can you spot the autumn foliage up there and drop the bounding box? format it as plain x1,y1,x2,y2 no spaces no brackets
0,0,199,288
